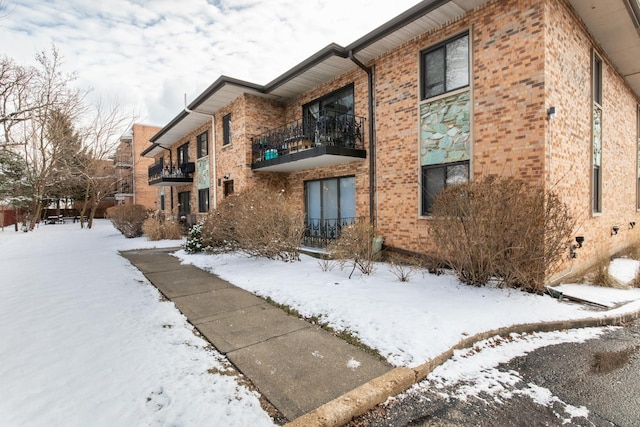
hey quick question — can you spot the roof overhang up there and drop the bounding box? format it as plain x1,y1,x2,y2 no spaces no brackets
147,0,640,155
146,0,491,153
569,0,640,98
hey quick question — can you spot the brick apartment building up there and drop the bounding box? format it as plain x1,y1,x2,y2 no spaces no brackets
143,0,640,282
114,124,161,210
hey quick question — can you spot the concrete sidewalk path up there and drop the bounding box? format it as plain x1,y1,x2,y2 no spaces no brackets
121,248,391,422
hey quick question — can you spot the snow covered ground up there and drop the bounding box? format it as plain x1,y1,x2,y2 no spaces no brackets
0,221,274,427
2,219,640,426
177,247,640,367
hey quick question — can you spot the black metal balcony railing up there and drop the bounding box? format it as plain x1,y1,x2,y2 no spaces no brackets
113,155,133,167
148,161,195,182
303,216,361,248
252,112,364,164
115,176,133,194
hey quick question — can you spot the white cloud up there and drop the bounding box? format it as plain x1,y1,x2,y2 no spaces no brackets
0,0,421,126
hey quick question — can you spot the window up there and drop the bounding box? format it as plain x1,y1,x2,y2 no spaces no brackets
637,106,640,210
177,143,189,165
178,191,191,216
223,114,232,146
198,188,209,213
592,52,603,213
593,56,602,106
303,85,354,124
421,32,469,100
160,194,165,211
197,131,208,158
421,161,469,215
223,180,234,197
305,176,356,222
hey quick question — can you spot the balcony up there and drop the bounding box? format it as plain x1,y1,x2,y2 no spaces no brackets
114,176,133,196
113,155,133,168
302,216,361,248
148,161,195,186
251,113,366,172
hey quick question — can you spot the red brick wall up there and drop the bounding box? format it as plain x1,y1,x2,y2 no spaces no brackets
132,124,161,210
545,0,640,278
372,0,640,281
375,0,548,251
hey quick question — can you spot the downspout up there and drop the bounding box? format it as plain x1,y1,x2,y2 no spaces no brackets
130,131,136,205
349,50,376,225
185,94,217,210
158,145,173,214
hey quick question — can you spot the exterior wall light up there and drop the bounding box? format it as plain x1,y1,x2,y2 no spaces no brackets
612,226,620,235
630,222,636,229
546,106,556,120
570,236,585,259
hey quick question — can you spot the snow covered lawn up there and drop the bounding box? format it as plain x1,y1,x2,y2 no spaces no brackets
2,220,640,426
0,220,274,427
177,247,640,368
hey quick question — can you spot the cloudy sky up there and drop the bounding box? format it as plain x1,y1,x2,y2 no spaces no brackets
0,0,421,127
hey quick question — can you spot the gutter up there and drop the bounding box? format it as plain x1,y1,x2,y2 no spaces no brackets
349,50,377,225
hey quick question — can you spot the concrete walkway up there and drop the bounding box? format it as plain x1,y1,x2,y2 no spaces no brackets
120,248,391,422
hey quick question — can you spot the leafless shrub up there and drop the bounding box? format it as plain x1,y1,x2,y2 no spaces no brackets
200,196,240,253
429,175,575,292
387,254,417,282
142,212,182,240
589,255,624,288
328,220,379,278
629,267,640,288
318,257,337,272
105,204,148,238
201,187,304,261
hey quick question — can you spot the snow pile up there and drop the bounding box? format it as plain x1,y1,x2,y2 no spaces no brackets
409,328,607,424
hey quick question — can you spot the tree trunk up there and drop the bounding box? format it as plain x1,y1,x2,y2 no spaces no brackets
79,182,90,229
88,200,98,229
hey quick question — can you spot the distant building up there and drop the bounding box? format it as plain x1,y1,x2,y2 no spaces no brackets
114,124,161,210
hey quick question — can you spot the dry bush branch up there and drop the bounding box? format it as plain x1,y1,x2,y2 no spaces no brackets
201,187,304,261
328,220,379,277
429,175,575,292
142,212,182,240
105,204,147,238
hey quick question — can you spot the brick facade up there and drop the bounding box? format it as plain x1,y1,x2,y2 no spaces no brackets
146,0,640,283
113,124,160,210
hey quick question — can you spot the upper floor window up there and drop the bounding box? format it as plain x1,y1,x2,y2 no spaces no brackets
593,55,602,106
223,114,232,146
421,32,469,100
592,51,603,214
303,85,354,124
177,143,189,165
197,131,208,158
636,105,640,210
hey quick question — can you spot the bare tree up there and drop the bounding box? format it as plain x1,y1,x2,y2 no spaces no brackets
1,56,36,146
14,47,86,228
77,98,134,229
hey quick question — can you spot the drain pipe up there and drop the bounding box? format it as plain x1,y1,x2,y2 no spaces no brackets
184,94,217,210
158,145,174,214
349,50,376,225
